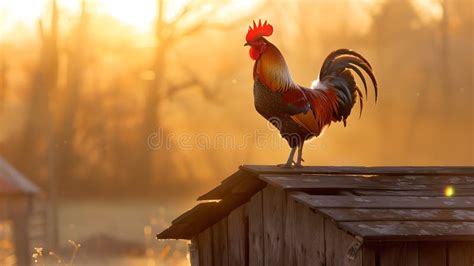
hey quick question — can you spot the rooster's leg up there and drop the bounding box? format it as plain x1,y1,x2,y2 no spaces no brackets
278,147,296,168
294,143,304,168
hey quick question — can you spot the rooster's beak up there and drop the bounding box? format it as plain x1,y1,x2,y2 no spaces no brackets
244,42,250,46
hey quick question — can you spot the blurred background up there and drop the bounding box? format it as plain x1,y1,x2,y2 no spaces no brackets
0,0,472,265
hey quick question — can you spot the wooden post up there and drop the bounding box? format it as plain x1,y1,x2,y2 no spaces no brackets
197,228,213,266
189,237,199,266
212,218,229,266
8,196,31,266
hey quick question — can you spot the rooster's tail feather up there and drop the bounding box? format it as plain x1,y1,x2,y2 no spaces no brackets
316,49,378,125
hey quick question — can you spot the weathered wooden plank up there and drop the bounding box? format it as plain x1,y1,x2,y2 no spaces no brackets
361,246,375,266
284,193,301,266
172,202,221,225
197,228,213,266
228,204,248,266
325,219,362,266
263,186,286,266
284,196,325,265
190,237,200,266
375,175,474,185
198,170,250,200
201,166,474,201
242,165,474,176
212,217,229,266
284,194,325,265
159,193,252,240
302,205,325,265
248,191,264,266
356,189,474,197
379,242,418,266
261,175,474,192
232,177,267,195
340,221,474,241
293,194,474,209
471,243,474,266
197,168,265,201
318,208,474,222
447,241,473,266
407,243,420,266
261,175,381,191
419,242,446,266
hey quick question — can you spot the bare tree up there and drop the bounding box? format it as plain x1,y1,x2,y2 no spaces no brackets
45,0,60,251
55,0,88,191
0,46,6,108
138,0,265,191
439,0,451,96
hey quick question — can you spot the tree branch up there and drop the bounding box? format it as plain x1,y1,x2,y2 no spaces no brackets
166,64,224,103
166,0,271,44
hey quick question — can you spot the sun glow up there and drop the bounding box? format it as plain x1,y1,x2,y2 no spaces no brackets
0,0,44,36
412,0,443,22
94,0,157,33
0,0,190,37
0,0,445,39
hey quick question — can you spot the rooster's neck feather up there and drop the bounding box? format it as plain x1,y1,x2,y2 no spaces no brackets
254,42,295,92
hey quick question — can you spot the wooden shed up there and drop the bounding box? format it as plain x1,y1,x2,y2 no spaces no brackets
157,165,474,266
0,156,40,266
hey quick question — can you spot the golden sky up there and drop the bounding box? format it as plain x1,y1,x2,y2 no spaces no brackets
0,0,443,39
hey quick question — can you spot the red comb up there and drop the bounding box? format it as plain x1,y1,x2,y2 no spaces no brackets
246,19,273,42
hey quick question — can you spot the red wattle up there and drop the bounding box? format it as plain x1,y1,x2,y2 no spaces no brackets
249,47,260,60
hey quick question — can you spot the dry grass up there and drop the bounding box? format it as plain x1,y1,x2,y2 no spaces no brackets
0,221,15,266
32,240,81,266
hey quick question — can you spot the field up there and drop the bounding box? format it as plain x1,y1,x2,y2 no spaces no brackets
37,199,191,266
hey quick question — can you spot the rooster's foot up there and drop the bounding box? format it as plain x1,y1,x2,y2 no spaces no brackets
293,163,304,168
277,163,293,168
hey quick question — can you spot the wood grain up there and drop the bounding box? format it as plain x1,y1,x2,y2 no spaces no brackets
447,241,473,266
241,165,474,176
325,218,362,266
261,174,474,191
227,204,248,266
301,204,325,265
190,237,200,266
212,217,229,266
293,194,474,209
361,246,375,266
197,228,213,266
283,194,299,266
248,191,264,266
340,221,474,241
284,196,325,265
356,189,474,197
263,186,286,266
418,241,446,266
318,208,474,222
378,242,418,266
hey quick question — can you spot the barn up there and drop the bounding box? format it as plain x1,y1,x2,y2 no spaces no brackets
0,156,40,266
157,165,474,266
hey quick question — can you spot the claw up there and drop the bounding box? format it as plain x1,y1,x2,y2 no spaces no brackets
293,163,304,168
277,163,294,168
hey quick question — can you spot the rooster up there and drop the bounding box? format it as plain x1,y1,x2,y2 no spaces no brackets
245,20,378,167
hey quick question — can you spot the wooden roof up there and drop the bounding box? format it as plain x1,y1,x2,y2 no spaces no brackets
0,155,40,194
157,165,474,241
